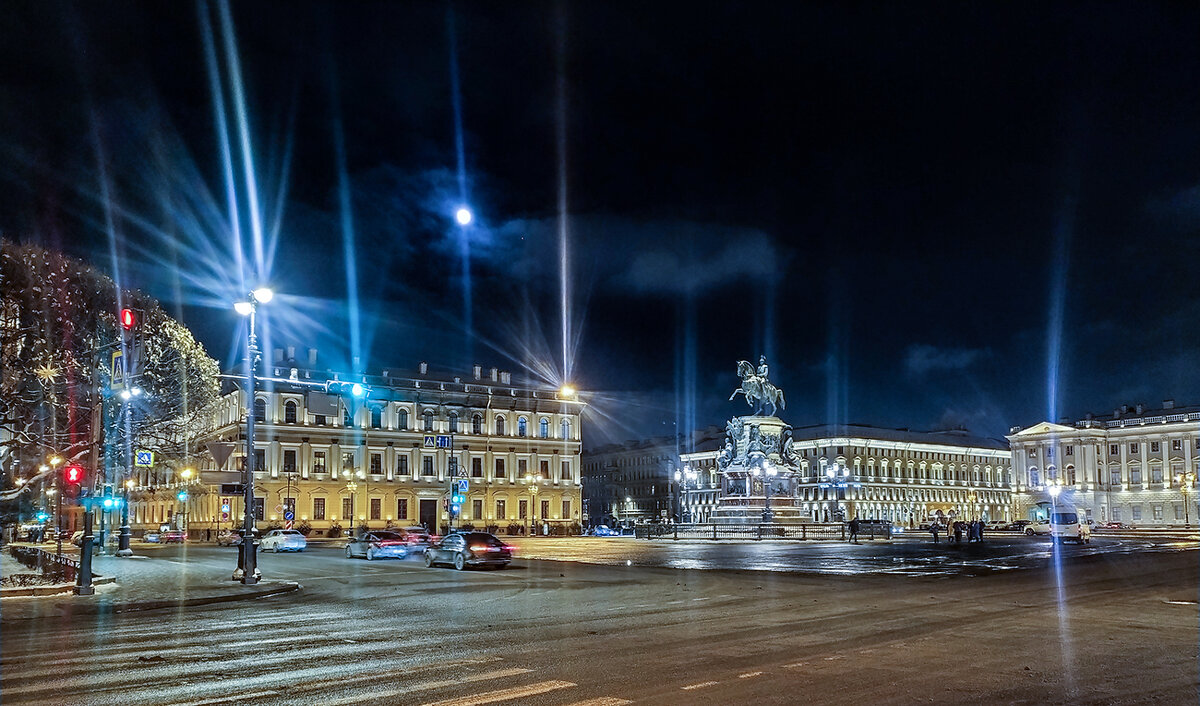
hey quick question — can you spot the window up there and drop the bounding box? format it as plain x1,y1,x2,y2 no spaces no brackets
1109,444,1119,456
342,498,353,521
370,453,382,475
342,452,355,473
518,459,528,478
1112,507,1122,521
540,460,549,479
283,449,297,473
519,499,528,519
1047,447,1054,458
1153,504,1163,521
397,456,409,475
562,499,571,519
495,459,506,479
1151,441,1160,454
541,499,550,519
398,409,409,430
397,498,408,520
1029,469,1040,486
495,500,506,519
518,417,528,437
315,414,327,426
254,449,266,473
1110,469,1122,486
1027,448,1036,458
449,413,459,433
313,451,326,474
1130,443,1139,454
472,414,482,435
539,418,549,439
254,397,267,421
1130,468,1142,485
472,457,482,477
472,499,483,520
1131,505,1142,521
561,460,571,481
1176,505,1185,520
1065,445,1073,456
561,419,570,439
343,406,354,427
285,401,297,424
495,416,506,436
313,497,326,520
423,411,434,432
1173,439,1183,451
371,407,382,429
422,456,434,476
370,498,381,520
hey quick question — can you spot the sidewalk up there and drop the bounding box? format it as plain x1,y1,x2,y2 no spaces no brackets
1,547,299,621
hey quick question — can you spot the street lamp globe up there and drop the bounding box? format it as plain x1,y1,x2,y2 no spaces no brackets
251,287,274,303
455,207,473,226
1048,483,1062,499
234,301,253,316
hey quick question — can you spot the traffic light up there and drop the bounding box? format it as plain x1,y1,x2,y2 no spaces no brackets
120,308,137,330
64,464,85,486
177,490,188,502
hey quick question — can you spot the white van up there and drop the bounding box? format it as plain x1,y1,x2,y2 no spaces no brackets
1050,508,1091,544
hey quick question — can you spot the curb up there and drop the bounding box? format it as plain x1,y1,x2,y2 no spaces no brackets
0,575,115,598
102,581,302,614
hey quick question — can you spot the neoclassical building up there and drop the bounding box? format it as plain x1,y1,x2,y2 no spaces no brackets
681,423,1013,525
1007,401,1200,526
171,352,583,536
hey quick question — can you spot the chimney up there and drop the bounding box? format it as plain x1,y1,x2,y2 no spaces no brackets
273,348,284,363
307,348,318,367
1164,399,1175,410
1121,405,1129,414
473,364,482,380
1135,403,1144,415
500,371,511,384
490,367,498,381
286,346,295,362
419,361,428,375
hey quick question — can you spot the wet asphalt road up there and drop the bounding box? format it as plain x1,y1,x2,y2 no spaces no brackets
3,533,1197,705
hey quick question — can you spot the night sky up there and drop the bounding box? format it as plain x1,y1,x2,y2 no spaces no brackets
4,2,1200,447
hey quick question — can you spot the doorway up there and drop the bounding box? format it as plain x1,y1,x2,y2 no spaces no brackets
419,499,438,530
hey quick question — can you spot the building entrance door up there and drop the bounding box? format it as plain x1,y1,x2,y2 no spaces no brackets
419,499,438,531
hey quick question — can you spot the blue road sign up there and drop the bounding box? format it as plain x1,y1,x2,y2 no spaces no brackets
457,479,469,493
423,435,435,448
284,511,295,521
221,504,230,513
135,450,154,467
436,435,452,448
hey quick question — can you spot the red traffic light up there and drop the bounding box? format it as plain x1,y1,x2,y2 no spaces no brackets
120,308,137,330
64,464,86,485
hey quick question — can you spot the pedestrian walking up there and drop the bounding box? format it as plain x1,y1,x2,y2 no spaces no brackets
930,523,940,543
953,522,963,544
848,517,860,544
977,520,985,543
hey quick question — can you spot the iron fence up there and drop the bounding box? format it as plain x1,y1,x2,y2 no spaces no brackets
4,545,79,584
634,522,893,541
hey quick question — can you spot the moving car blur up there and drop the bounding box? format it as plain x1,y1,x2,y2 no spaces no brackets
424,532,513,570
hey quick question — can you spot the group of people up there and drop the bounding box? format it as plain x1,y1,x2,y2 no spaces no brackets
929,519,985,544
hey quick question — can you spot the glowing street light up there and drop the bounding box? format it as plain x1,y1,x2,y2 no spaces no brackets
455,207,473,226
232,286,273,584
1176,472,1196,528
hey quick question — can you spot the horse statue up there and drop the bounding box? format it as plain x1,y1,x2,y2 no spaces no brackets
729,358,786,416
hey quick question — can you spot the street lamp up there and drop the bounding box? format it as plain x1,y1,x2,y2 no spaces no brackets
345,480,358,536
1176,472,1196,528
1048,480,1062,541
455,206,473,226
525,472,542,535
825,465,837,522
233,286,272,584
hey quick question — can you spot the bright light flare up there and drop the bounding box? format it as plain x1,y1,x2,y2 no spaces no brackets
455,207,473,226
252,286,274,303
559,384,576,398
234,301,253,316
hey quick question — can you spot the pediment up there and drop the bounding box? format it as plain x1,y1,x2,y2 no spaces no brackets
1011,421,1077,437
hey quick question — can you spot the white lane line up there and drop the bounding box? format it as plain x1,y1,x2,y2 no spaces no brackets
562,698,632,706
166,690,280,706
419,679,576,706
321,668,533,706
783,661,807,669
738,671,763,678
691,596,710,601
681,681,720,690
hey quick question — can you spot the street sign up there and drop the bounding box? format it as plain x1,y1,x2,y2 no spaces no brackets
285,520,293,530
423,435,454,449
207,442,236,469
221,512,230,521
284,511,295,521
457,479,469,493
110,350,125,391
274,504,283,513
221,503,230,513
134,450,154,467
219,483,245,496
423,436,435,448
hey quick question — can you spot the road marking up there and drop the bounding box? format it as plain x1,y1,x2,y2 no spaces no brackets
322,668,532,706
562,698,632,706
692,596,711,601
738,671,763,678
166,691,281,706
783,661,807,668
681,681,720,690
419,680,576,706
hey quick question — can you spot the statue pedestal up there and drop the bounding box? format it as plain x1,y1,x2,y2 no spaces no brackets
712,415,812,525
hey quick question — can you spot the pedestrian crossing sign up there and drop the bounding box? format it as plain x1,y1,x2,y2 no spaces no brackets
135,450,154,467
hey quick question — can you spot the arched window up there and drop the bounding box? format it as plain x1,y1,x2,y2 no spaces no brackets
539,417,549,439
254,397,267,422
284,400,297,424
518,417,528,437
560,419,571,440
423,411,434,432
495,415,506,436
370,407,382,429
398,409,409,430
449,413,459,434
472,414,482,435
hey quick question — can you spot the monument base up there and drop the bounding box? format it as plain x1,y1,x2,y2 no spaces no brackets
710,502,812,525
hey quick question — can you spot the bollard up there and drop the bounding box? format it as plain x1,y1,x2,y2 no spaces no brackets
75,508,94,596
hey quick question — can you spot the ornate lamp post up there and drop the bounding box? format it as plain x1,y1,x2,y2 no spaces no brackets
525,471,542,534
345,480,358,536
233,287,273,584
755,459,778,523
1176,472,1195,528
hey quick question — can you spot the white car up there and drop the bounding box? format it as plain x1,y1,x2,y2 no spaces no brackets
1024,519,1051,536
259,529,307,552
1050,510,1091,544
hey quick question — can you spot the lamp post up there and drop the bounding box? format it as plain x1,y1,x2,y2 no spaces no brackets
761,460,778,524
825,465,836,522
233,286,272,584
525,472,542,535
1048,480,1062,543
345,480,358,536
1176,472,1195,528
672,469,682,523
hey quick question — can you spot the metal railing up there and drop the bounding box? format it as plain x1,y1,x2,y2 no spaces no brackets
4,546,80,585
634,523,894,541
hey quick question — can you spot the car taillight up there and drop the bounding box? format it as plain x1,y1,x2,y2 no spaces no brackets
503,545,517,554
380,540,403,546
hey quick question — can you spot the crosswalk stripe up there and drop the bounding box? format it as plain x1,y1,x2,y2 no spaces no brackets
321,668,533,706
562,698,633,706
681,680,720,690
418,679,576,706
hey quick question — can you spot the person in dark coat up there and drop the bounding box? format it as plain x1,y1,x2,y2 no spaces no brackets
930,523,940,543
953,522,963,544
848,517,860,544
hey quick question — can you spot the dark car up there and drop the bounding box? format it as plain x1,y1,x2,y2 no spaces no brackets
1098,521,1128,530
345,531,411,560
424,532,513,570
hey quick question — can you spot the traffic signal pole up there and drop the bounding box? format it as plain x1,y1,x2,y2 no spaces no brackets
75,507,95,596
238,303,260,584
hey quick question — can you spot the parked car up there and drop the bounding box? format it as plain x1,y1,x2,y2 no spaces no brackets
1008,520,1032,532
1050,509,1091,544
216,529,243,546
160,530,186,543
345,531,412,560
589,525,620,537
1024,519,1051,536
398,526,433,547
424,531,513,570
259,529,307,552
1098,521,1128,530
985,521,1009,531
142,532,161,543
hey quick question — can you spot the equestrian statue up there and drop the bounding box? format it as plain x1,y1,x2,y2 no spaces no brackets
729,355,786,417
